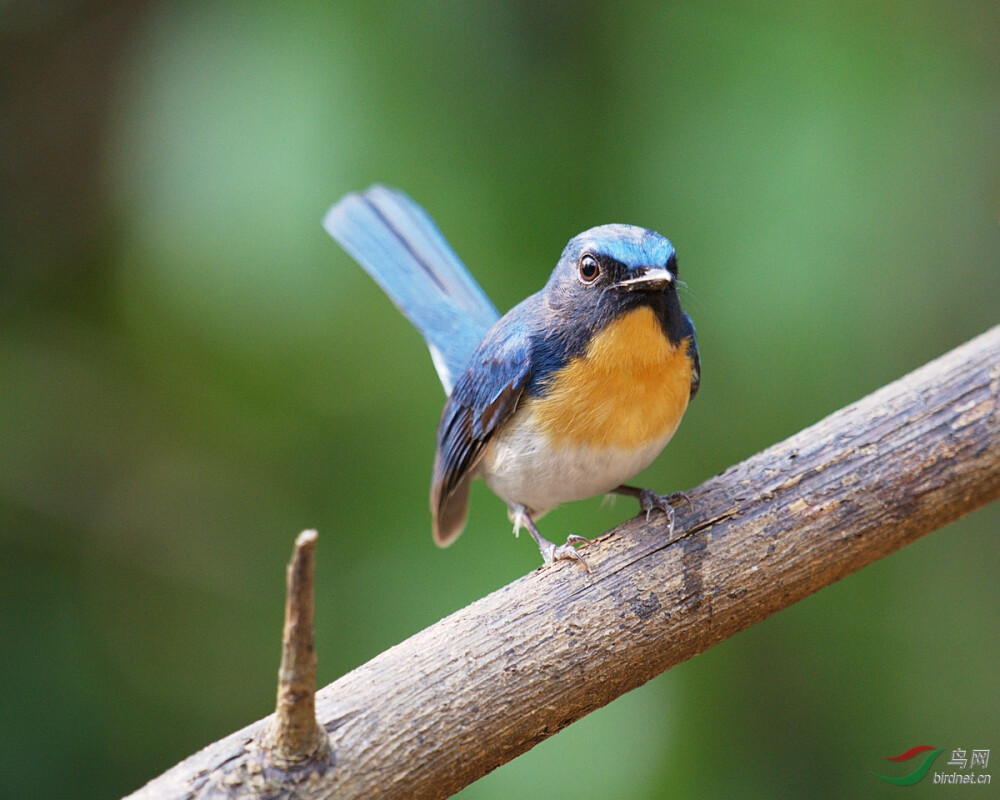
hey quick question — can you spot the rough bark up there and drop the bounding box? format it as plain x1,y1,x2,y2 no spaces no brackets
262,530,328,767
128,325,1000,800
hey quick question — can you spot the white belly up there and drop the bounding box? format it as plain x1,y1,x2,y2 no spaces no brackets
478,407,677,515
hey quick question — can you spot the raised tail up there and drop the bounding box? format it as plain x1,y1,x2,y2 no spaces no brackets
324,185,500,394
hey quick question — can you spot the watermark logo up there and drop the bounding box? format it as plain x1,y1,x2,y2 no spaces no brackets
872,745,944,786
872,745,991,787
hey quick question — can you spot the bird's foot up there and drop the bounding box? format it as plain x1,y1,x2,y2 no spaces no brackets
511,504,592,572
537,534,592,572
614,486,692,534
637,488,691,519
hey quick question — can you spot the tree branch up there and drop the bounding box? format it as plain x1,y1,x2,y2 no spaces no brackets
127,325,1000,800
262,529,328,767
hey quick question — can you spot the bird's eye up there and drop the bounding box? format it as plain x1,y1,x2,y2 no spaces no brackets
579,254,600,283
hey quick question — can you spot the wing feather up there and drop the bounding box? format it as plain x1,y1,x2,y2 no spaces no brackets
681,312,701,400
430,321,532,546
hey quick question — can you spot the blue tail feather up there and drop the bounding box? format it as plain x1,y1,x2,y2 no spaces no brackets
324,186,499,393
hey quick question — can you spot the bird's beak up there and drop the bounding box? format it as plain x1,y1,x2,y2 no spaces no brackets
616,267,674,290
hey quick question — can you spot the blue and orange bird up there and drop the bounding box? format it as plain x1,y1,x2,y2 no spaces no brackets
324,186,699,570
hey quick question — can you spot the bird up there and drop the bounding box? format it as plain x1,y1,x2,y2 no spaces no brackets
324,185,699,570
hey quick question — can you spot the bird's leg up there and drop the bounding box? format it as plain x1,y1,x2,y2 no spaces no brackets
510,505,591,572
612,485,692,534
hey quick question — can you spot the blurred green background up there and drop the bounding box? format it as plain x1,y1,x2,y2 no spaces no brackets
2,2,998,798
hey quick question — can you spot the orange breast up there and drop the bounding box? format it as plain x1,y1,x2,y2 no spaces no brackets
528,306,693,449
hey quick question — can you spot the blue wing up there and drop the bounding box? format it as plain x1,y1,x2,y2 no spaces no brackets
430,312,533,546
681,312,700,400
323,185,500,393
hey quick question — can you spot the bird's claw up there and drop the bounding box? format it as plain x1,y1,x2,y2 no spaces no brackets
636,489,692,534
513,503,594,572
540,535,592,573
